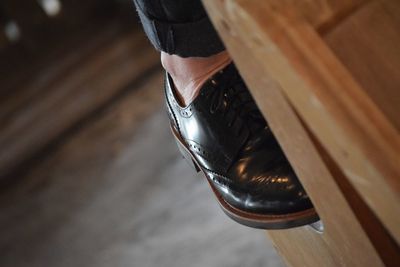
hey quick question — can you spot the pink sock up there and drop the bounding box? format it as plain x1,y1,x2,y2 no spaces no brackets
161,51,232,106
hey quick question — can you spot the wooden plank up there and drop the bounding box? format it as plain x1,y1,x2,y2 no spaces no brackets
324,0,400,130
0,23,130,122
202,1,392,266
203,0,400,245
203,0,400,265
0,29,160,181
249,0,367,33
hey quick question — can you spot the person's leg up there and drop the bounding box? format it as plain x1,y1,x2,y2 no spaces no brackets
134,0,231,105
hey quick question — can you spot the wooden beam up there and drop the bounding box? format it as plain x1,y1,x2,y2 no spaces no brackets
203,0,400,246
203,0,400,265
259,0,367,32
324,0,400,130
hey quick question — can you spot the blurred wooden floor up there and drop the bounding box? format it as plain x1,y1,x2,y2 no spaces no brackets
0,27,285,267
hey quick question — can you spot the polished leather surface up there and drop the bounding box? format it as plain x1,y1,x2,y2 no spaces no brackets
165,63,313,215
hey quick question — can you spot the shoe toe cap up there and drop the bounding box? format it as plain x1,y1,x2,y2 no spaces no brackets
208,162,313,215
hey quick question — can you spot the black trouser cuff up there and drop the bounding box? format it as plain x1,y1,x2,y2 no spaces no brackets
135,1,225,57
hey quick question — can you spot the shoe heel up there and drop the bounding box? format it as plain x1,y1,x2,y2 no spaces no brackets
174,135,201,173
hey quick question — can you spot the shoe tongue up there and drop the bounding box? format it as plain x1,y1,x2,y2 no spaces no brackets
192,63,254,173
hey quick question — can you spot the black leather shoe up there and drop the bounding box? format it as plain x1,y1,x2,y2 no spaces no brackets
165,63,319,229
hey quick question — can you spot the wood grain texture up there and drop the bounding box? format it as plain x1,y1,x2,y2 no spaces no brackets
203,0,400,246
0,23,127,120
203,0,399,265
0,27,160,181
258,0,367,32
325,0,400,130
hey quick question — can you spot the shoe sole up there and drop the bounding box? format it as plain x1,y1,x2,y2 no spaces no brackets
170,124,320,229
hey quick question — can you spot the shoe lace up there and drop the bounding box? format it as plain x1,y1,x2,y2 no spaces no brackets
205,75,265,136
